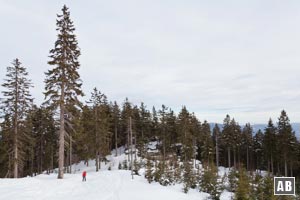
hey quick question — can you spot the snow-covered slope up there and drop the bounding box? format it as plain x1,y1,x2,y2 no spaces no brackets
0,152,232,200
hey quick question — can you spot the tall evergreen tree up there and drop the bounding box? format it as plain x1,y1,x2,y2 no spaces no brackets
235,167,250,200
212,124,221,168
200,120,214,166
277,110,294,176
241,123,253,171
0,115,13,177
263,119,277,174
1,58,33,178
177,106,193,161
44,5,83,179
120,98,133,159
253,130,264,170
151,106,159,141
221,115,232,168
138,102,151,154
111,101,120,156
28,106,57,175
158,104,168,161
87,88,111,171
230,119,241,169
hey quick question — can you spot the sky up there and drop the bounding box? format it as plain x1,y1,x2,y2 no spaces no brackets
1,0,300,124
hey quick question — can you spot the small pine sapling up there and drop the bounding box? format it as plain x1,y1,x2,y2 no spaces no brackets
145,159,154,183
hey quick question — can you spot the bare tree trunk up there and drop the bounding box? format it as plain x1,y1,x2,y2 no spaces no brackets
271,154,274,174
115,125,118,156
130,117,133,179
96,151,99,172
290,163,293,177
127,125,130,162
13,69,19,179
51,146,54,173
238,147,240,168
95,107,99,172
246,147,249,171
284,154,288,177
228,147,231,168
215,133,219,168
163,126,166,162
40,140,43,174
98,153,101,170
134,131,137,160
13,121,18,178
58,88,65,179
233,149,236,168
13,102,18,178
70,135,72,173
31,148,34,176
141,129,144,158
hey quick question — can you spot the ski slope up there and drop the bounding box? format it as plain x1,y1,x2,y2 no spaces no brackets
0,153,233,200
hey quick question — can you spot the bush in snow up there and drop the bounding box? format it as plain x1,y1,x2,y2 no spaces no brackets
227,168,238,192
235,167,250,200
153,161,164,183
253,174,282,200
173,160,182,183
199,164,223,200
249,172,263,200
159,162,174,186
133,159,141,175
145,158,154,183
123,160,128,170
182,161,196,193
118,162,122,170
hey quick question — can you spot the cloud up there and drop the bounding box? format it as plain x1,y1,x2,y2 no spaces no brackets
1,0,300,124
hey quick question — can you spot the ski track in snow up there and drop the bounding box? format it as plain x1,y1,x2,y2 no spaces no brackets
0,152,232,200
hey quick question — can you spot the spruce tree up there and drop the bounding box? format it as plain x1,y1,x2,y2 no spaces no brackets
228,168,239,192
200,120,214,166
120,98,132,158
44,5,83,179
87,88,111,171
158,104,168,161
263,119,277,174
151,106,159,141
76,106,94,165
212,124,221,168
221,115,233,168
277,110,294,176
0,115,12,177
253,130,264,170
112,101,120,156
241,123,253,171
145,158,154,183
182,161,195,193
28,106,57,175
177,106,193,161
138,102,151,157
235,167,250,200
1,58,33,178
199,163,223,200
230,119,242,168
261,175,277,200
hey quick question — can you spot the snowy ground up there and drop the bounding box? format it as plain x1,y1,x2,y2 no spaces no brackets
0,151,233,200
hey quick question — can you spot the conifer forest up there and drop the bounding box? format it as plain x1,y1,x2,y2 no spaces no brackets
1,4,300,200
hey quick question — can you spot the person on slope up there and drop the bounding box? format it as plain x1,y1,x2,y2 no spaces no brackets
82,171,87,182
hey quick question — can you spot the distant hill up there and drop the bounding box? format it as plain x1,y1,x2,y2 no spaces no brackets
209,123,300,138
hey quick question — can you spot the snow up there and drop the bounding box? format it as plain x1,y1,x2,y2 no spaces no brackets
0,149,232,200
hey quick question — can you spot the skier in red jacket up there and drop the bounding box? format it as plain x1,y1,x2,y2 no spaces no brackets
82,171,87,182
